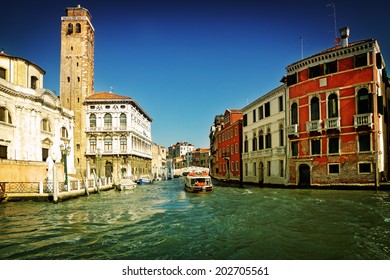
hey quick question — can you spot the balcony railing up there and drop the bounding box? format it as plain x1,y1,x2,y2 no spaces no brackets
306,120,322,133
324,117,341,131
287,124,299,136
354,113,373,128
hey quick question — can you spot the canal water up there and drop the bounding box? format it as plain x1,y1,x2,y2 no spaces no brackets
1,178,390,260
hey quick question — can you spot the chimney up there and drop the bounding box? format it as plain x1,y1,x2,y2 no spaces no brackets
339,27,350,47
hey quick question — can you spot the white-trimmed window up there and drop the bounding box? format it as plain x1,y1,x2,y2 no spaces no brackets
328,163,340,174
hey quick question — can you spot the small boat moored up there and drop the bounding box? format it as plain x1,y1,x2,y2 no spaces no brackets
116,178,137,191
184,172,213,193
137,175,153,185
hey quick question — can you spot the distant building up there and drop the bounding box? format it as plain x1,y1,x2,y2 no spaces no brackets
190,148,211,168
0,51,74,181
152,143,166,179
285,27,389,188
242,85,287,185
168,142,195,158
209,114,224,177
85,92,153,181
213,109,243,182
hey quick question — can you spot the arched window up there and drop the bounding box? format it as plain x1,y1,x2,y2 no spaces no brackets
104,135,112,152
89,136,96,152
357,88,372,114
61,127,68,138
120,135,127,152
265,128,272,149
259,130,264,150
67,23,73,34
0,107,12,124
328,93,339,118
291,103,298,125
244,135,248,153
104,113,112,129
310,96,320,120
120,113,127,129
31,76,38,89
89,114,96,128
252,132,257,151
75,23,81,33
41,118,51,133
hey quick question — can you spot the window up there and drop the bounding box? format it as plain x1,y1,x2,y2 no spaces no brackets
328,137,339,154
61,127,68,138
357,88,372,114
279,124,284,146
359,134,371,152
310,96,320,120
67,23,73,34
231,162,235,172
259,130,264,150
291,141,298,157
243,114,247,127
0,107,12,124
41,119,51,133
287,73,297,86
328,163,340,174
252,133,257,151
89,136,96,152
291,103,298,124
253,109,257,123
104,113,112,129
235,143,238,153
120,113,127,129
259,106,264,120
89,114,96,128
359,162,371,173
279,96,283,112
328,93,339,118
120,136,127,152
265,128,271,149
42,148,48,162
244,136,248,153
325,60,337,74
309,64,323,78
235,161,238,172
355,53,367,68
253,162,257,176
76,23,81,33
31,76,38,89
264,102,270,117
280,160,284,177
245,163,248,176
0,145,7,159
0,67,6,79
311,139,321,155
104,135,112,152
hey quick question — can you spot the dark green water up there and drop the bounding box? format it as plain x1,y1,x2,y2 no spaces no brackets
1,178,390,260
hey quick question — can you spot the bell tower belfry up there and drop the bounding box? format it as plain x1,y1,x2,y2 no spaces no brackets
60,5,94,177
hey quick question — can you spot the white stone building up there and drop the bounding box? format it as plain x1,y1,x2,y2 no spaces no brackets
0,51,75,173
84,92,153,181
241,84,287,185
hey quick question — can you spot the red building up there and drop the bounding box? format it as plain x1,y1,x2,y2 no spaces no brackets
285,27,389,188
213,109,243,182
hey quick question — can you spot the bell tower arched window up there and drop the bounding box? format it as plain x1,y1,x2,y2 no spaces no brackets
67,23,73,34
76,23,81,33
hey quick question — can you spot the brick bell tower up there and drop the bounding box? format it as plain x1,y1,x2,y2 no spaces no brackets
59,5,94,177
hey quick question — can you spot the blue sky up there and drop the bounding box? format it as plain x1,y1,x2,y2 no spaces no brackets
1,0,389,148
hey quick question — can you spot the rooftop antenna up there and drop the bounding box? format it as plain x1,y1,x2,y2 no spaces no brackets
327,2,340,45
300,37,304,59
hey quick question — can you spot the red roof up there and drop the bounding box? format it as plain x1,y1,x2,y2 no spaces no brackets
86,92,130,100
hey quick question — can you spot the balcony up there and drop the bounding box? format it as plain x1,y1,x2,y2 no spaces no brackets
287,124,299,136
354,113,373,129
306,120,322,133
324,117,341,131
